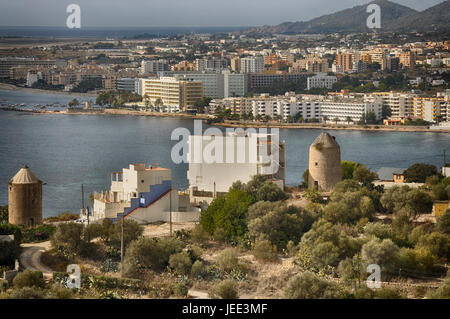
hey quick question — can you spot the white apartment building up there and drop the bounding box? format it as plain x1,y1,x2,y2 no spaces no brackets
307,73,337,90
187,132,286,204
364,92,416,118
90,164,199,225
320,99,382,123
141,59,169,74
240,56,265,73
210,94,378,123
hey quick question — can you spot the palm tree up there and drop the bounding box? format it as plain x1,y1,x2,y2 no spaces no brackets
346,116,353,125
333,117,340,124
322,115,329,123
155,98,163,112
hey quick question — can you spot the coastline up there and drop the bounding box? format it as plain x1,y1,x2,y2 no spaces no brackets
3,107,450,133
0,83,97,98
1,84,449,133
212,121,450,133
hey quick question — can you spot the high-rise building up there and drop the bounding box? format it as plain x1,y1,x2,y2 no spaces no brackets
230,57,241,73
141,60,169,74
142,77,203,112
240,56,264,73
335,54,353,72
399,52,416,69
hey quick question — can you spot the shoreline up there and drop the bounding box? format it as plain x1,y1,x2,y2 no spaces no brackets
0,83,97,98
1,84,449,133
3,107,450,133
212,121,450,133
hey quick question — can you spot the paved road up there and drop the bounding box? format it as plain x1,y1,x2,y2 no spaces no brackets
20,241,53,276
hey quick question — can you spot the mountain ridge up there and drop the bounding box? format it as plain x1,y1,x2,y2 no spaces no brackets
242,0,449,35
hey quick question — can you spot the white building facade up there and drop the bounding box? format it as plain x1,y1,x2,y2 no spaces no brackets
307,73,337,90
187,132,286,204
91,164,199,224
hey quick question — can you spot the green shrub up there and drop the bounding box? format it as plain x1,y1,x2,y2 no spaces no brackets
216,249,239,272
21,224,56,243
252,239,278,263
191,260,206,278
0,279,9,293
353,286,375,299
46,284,74,299
0,223,22,242
0,206,8,223
373,287,403,299
173,282,189,297
123,237,184,276
190,224,209,243
8,287,45,299
169,251,192,275
13,270,45,289
187,245,203,263
209,279,238,299
284,271,345,299
0,241,21,268
285,240,298,257
44,211,79,222
426,279,450,299
436,210,450,235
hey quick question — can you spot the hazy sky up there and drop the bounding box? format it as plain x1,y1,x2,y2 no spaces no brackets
0,0,445,27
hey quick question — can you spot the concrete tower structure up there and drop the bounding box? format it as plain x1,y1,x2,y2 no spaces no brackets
8,165,43,226
308,133,342,192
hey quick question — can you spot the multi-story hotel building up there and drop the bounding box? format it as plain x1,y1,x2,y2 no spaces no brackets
210,94,381,123
142,77,203,112
364,92,416,118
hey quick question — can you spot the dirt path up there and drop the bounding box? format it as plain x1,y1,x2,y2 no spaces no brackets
20,241,53,277
188,289,209,299
142,222,197,238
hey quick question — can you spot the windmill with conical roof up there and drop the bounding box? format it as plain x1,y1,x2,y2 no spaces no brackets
308,132,342,192
8,165,43,226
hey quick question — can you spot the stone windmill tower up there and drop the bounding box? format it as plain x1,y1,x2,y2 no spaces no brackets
8,165,43,227
308,132,342,192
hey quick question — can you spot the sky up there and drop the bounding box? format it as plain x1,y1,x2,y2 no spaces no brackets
0,0,446,27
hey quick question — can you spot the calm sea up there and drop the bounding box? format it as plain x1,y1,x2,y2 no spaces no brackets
1,89,449,217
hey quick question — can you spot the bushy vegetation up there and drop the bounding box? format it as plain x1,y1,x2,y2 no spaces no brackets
123,237,184,276
284,271,346,299
209,279,239,299
96,90,142,107
13,270,45,289
43,211,79,223
200,175,292,245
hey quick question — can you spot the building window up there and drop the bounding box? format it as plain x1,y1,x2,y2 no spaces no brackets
315,162,318,167
141,179,145,184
